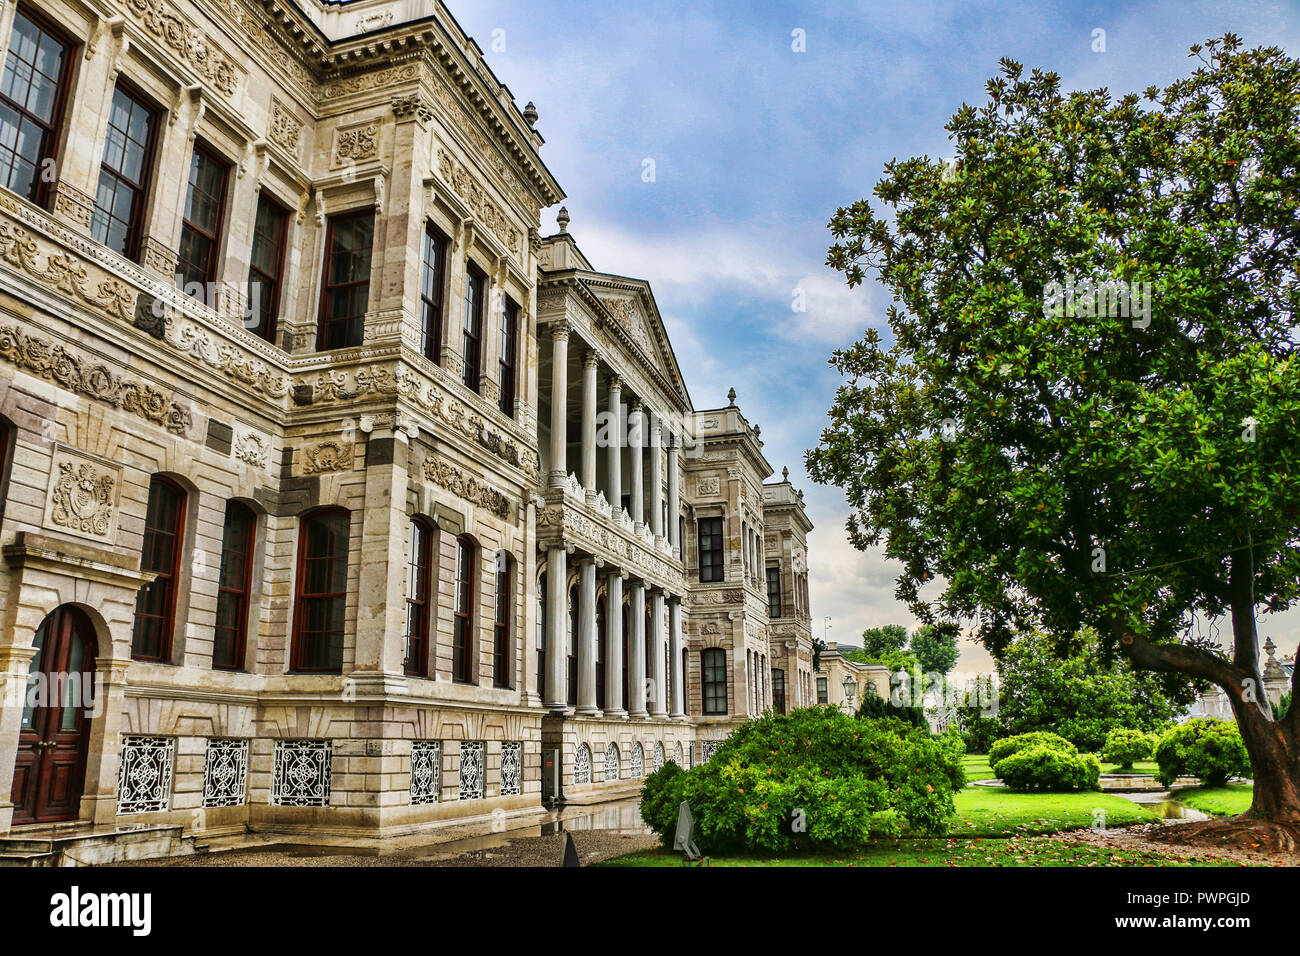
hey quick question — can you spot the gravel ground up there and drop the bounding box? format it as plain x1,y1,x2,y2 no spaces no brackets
110,829,659,868
1048,823,1297,867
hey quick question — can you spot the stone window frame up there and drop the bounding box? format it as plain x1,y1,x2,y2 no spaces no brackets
131,473,189,663
289,506,352,674
404,515,437,678
213,499,258,671
701,647,727,715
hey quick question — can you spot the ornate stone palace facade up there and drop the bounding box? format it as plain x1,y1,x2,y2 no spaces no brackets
0,0,814,842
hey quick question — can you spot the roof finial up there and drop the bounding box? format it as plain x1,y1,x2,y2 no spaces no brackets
727,387,736,406
523,101,538,128
556,206,570,233
753,424,761,439
782,466,789,481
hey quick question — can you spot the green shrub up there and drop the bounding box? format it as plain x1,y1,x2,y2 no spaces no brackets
856,687,928,730
638,706,962,854
1101,727,1154,770
959,713,1001,754
1153,718,1251,787
994,746,1101,791
988,731,1077,772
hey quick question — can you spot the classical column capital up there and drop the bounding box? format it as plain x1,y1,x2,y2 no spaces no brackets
551,320,571,341
584,349,600,368
607,373,623,392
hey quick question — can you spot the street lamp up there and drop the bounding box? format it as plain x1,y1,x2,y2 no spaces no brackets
842,675,857,715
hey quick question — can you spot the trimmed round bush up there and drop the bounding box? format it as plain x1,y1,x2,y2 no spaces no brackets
988,731,1077,772
639,706,964,854
1153,718,1251,787
1101,727,1154,770
994,746,1101,792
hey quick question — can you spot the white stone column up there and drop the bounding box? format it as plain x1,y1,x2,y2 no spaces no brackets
650,589,667,719
607,375,623,509
628,580,648,718
581,350,598,495
629,400,645,525
548,324,569,488
669,596,685,719
649,415,663,538
667,436,680,557
605,570,626,716
545,546,567,711
577,557,598,714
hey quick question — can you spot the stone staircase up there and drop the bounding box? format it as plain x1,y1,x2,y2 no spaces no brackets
0,823,208,866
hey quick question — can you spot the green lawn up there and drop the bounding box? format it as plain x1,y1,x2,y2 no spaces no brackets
950,788,1158,837
1097,760,1159,775
1177,784,1253,817
598,837,1239,868
964,753,1158,781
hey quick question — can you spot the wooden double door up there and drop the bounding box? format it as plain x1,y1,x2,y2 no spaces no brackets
10,607,97,825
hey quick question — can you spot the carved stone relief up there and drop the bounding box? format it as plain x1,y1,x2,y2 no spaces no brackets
43,446,123,542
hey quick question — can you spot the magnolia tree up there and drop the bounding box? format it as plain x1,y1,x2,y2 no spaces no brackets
807,37,1300,848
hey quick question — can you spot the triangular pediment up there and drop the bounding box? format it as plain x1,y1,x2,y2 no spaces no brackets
585,279,691,408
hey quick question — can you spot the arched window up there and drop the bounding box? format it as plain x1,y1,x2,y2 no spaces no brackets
702,648,727,715
404,518,434,676
291,508,349,672
595,596,607,710
630,742,644,778
213,500,256,670
452,536,475,683
567,585,579,706
574,742,591,785
132,475,187,661
537,572,546,696
604,742,619,781
493,551,512,688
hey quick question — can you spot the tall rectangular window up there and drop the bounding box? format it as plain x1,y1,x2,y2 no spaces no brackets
461,263,485,392
702,648,726,715
317,209,373,351
132,477,186,661
816,677,828,705
420,224,446,363
247,193,288,343
213,502,255,670
493,551,511,688
766,566,782,617
404,519,432,677
176,143,228,297
0,7,73,207
772,668,785,715
91,84,157,260
452,537,475,683
291,509,349,673
498,297,519,417
697,517,724,583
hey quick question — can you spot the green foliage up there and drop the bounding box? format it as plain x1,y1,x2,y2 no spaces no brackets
1153,718,1252,787
856,682,928,730
1101,727,1155,770
910,624,959,676
639,707,962,854
1273,692,1292,722
861,624,909,658
993,747,1102,792
988,731,1078,772
959,713,1001,755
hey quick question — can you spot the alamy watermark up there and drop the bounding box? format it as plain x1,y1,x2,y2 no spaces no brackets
1043,276,1152,329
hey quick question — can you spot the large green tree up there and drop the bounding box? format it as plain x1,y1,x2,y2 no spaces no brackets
910,624,959,676
807,37,1300,846
861,624,909,657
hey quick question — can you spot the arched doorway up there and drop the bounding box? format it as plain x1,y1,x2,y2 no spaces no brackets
11,606,97,824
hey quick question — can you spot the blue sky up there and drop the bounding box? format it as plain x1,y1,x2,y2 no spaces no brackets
451,0,1300,675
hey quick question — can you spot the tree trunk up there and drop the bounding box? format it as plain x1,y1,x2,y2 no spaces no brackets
1228,693,1300,824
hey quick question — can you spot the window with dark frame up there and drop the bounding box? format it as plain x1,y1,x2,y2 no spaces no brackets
452,536,475,683
420,223,446,363
131,476,186,661
290,508,349,673
697,516,724,583
461,263,485,392
702,648,726,715
0,7,74,207
536,572,546,697
247,192,288,344
566,585,578,706
176,143,228,298
493,551,511,688
595,597,606,711
817,676,828,705
317,208,374,351
766,565,781,617
404,518,433,677
213,501,255,670
498,296,519,417
91,83,158,261
772,668,786,714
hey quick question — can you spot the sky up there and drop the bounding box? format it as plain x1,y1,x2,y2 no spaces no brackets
450,0,1300,679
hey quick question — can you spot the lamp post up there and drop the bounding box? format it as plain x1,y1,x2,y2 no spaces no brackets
842,675,857,715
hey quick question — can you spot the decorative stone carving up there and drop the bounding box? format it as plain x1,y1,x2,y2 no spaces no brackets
335,121,378,164
163,319,291,399
268,99,302,155
0,324,192,435
604,742,620,781
574,743,591,784
44,448,121,542
391,93,432,125
302,440,353,474
536,503,679,586
436,148,520,256
140,236,177,278
429,80,536,218
696,476,720,497
0,223,136,322
603,297,656,359
323,64,418,99
689,588,744,605
233,430,269,469
52,182,94,228
119,0,240,96
423,455,512,518
630,742,644,778
356,10,393,31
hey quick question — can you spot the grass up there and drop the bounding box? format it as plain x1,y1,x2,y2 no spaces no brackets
964,753,1158,781
951,788,1158,837
1177,784,1253,818
1097,760,1159,775
597,837,1241,868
